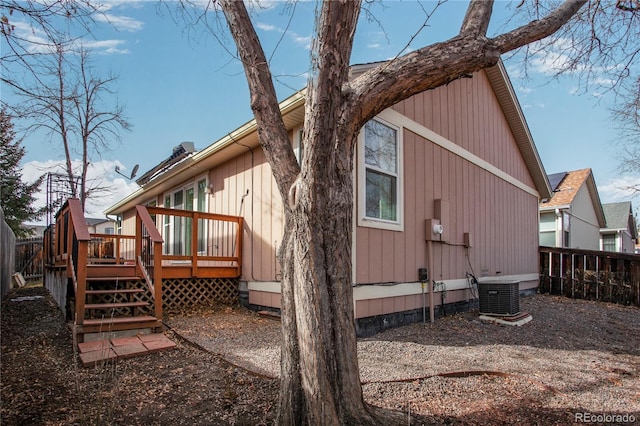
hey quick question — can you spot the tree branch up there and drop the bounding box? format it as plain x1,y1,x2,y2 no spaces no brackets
491,0,587,53
348,0,587,128
460,0,494,36
304,0,361,144
219,0,299,198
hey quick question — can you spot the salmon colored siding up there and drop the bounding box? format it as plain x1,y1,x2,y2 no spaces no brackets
114,68,540,319
357,71,539,285
393,71,536,189
209,148,284,282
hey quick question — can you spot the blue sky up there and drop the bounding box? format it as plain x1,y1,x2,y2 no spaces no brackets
5,0,638,219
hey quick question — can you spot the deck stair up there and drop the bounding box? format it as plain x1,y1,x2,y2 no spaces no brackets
76,264,162,335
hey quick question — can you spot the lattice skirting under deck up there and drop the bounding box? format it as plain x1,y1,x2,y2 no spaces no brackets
162,277,238,311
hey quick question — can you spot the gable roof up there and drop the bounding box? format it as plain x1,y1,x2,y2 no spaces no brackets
602,201,638,238
106,60,551,215
540,168,606,227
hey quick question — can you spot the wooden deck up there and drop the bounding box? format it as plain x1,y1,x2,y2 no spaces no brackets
44,199,243,339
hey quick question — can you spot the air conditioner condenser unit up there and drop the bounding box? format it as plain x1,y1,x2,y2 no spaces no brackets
478,280,520,316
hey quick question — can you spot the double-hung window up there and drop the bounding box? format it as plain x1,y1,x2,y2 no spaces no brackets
602,234,616,252
358,116,403,231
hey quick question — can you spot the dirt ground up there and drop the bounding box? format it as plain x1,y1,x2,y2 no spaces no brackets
2,285,639,425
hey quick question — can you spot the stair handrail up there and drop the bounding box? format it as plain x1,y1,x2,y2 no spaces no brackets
55,198,90,325
135,205,163,320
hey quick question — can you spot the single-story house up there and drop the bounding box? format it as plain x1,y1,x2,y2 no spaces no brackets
106,60,551,333
601,201,638,253
539,168,605,250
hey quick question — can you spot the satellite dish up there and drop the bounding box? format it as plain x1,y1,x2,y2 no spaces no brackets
114,164,139,181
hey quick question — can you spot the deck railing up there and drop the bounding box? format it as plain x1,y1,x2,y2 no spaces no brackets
146,206,243,278
88,233,136,264
44,202,242,328
135,205,164,319
52,199,91,324
539,246,640,307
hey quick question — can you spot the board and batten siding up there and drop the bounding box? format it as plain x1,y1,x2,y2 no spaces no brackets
354,71,540,315
392,70,536,189
117,69,542,319
208,147,285,282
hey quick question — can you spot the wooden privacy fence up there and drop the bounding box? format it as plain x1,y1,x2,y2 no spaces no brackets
15,237,44,282
539,246,640,307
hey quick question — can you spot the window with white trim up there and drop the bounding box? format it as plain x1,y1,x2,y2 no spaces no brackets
358,116,403,231
602,233,616,252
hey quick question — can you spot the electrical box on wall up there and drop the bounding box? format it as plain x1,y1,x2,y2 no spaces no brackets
425,218,442,241
463,232,473,248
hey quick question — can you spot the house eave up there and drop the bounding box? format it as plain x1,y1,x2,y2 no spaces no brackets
353,60,553,200
105,90,307,215
601,228,626,233
539,205,570,212
585,173,606,228
484,61,553,200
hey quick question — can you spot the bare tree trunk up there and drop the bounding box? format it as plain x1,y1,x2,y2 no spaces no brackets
277,130,392,424
53,44,77,200
220,0,587,423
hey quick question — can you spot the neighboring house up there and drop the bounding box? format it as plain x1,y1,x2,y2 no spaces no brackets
86,217,116,234
539,168,605,250
22,223,47,237
600,202,638,253
107,60,552,333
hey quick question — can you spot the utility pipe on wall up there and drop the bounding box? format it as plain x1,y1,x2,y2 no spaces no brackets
427,239,435,324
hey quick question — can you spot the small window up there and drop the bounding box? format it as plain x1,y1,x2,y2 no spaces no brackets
358,117,402,231
539,231,555,247
603,234,616,252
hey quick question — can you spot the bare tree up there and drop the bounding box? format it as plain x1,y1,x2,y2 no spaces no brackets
616,93,640,194
13,44,130,210
510,1,640,190
208,0,592,423
1,0,98,93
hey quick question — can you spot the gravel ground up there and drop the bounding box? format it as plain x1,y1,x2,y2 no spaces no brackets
166,294,640,424
2,286,639,425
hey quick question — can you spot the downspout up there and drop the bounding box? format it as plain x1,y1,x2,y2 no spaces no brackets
555,208,562,247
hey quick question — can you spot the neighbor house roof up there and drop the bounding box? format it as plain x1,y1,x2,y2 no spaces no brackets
86,217,111,227
106,60,552,215
540,168,606,227
602,201,638,238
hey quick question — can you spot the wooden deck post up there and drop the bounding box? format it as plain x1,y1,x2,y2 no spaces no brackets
153,240,163,320
135,213,142,278
65,199,90,327
235,217,244,272
191,213,199,277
